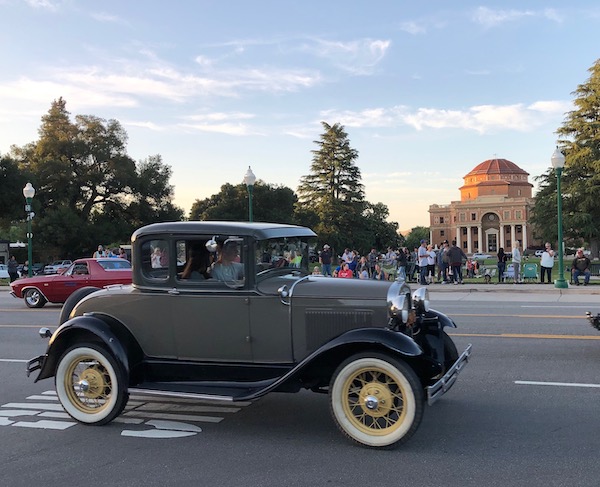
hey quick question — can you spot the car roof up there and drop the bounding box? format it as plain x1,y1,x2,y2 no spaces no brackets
132,221,317,241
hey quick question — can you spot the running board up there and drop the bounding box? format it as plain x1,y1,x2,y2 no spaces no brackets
128,388,234,402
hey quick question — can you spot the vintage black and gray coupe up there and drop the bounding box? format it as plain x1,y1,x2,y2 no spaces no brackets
27,222,471,448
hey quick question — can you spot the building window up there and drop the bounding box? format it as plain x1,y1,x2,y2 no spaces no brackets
471,213,477,221
516,225,522,234
506,227,511,234
472,227,478,234
463,242,468,249
440,230,445,236
434,216,439,224
440,216,444,224
515,210,522,219
504,211,510,220
462,228,467,235
459,213,466,222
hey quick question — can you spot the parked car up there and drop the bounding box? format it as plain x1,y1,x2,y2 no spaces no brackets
26,222,471,448
43,260,73,274
10,258,131,308
0,264,9,280
471,253,492,260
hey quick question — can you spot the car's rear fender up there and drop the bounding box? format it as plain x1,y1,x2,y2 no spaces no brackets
36,314,141,382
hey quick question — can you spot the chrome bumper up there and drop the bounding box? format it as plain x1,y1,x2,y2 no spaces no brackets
426,343,472,406
26,354,46,378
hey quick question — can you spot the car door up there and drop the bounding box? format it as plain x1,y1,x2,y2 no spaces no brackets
47,262,91,301
143,237,253,362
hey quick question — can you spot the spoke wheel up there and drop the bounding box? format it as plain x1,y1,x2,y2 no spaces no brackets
24,288,46,308
55,344,128,425
330,353,424,448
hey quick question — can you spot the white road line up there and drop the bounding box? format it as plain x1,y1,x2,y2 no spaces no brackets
0,418,14,426
0,410,42,417
515,380,600,388
41,391,57,395
123,411,224,423
26,395,59,401
0,359,28,363
121,429,197,438
13,420,76,430
38,412,70,419
147,420,202,432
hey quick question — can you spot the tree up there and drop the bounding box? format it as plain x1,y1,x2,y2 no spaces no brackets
531,58,600,256
0,155,29,229
7,98,183,258
404,226,430,252
190,181,297,223
297,122,365,251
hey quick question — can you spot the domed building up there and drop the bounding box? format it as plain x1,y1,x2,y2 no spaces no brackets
429,158,536,254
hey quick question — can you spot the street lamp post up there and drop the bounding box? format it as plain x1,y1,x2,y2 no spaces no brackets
243,166,256,223
551,148,568,289
22,182,36,277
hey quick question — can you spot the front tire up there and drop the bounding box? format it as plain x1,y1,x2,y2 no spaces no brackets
24,288,47,308
55,343,128,425
329,352,424,448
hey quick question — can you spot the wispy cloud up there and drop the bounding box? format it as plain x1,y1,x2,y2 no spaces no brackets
398,21,427,35
308,38,391,75
321,100,571,134
25,0,58,10
90,12,129,25
471,7,565,28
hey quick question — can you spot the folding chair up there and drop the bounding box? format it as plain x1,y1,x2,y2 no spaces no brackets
503,263,515,282
523,263,538,282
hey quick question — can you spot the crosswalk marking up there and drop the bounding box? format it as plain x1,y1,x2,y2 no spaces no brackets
1,389,249,437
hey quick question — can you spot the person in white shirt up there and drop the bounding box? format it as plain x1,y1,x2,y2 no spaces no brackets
540,242,555,283
512,241,522,283
418,240,429,284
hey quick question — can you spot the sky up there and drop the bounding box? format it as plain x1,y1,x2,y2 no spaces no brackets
1,1,599,232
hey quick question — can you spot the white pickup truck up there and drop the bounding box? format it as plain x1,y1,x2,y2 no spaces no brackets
43,260,72,274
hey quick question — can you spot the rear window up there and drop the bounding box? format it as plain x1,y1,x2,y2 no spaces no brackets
97,259,132,270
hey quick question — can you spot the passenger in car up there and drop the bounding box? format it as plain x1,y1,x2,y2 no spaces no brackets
212,241,244,281
180,246,212,280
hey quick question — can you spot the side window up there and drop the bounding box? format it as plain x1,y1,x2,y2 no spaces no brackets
175,239,214,283
141,239,170,280
72,263,89,275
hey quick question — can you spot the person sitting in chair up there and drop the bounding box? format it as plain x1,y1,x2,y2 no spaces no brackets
572,249,591,286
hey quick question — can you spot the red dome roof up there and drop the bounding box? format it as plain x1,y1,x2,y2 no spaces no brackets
465,158,529,177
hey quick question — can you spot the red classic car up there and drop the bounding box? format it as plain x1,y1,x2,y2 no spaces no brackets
10,258,132,308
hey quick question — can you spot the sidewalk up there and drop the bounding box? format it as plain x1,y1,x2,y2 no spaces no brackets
407,281,600,295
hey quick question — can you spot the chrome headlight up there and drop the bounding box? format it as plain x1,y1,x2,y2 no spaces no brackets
412,287,430,314
387,280,412,324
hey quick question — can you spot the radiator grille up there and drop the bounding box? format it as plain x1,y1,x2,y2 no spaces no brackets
305,309,373,350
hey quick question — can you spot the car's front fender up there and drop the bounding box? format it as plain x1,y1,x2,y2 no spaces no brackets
35,315,130,382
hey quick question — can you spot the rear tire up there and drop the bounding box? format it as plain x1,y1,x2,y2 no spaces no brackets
59,287,101,325
55,343,128,425
329,352,424,448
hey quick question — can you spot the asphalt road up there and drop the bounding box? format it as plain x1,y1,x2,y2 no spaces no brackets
2,289,600,487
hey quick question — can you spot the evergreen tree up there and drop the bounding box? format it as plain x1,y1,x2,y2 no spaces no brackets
531,59,600,255
297,122,365,251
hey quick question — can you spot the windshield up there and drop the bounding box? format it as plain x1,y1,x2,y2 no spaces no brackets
255,236,313,277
